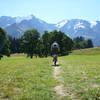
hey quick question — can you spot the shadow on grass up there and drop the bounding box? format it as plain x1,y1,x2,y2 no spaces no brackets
52,64,61,67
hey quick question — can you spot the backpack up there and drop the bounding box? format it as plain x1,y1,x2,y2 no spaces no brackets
51,42,59,55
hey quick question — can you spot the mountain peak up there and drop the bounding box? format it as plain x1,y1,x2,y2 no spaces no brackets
15,15,36,23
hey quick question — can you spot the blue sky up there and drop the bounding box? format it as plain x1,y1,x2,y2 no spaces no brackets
0,0,100,23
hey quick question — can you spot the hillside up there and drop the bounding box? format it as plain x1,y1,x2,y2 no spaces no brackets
71,47,100,55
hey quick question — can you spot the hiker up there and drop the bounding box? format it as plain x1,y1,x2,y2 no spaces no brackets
51,41,60,66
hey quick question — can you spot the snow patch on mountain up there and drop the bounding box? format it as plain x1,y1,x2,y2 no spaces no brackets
15,15,34,23
56,20,68,28
74,22,85,30
90,21,97,28
4,24,11,28
38,19,46,24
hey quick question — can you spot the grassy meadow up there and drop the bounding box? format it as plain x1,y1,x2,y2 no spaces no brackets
71,47,100,55
0,48,100,100
0,57,57,100
60,55,100,100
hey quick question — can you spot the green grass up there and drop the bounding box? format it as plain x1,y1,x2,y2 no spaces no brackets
60,55,100,100
0,57,57,100
71,47,100,55
0,54,100,100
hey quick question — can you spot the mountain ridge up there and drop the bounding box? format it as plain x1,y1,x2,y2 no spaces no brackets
0,15,100,46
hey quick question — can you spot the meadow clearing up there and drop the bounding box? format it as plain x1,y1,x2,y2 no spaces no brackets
0,48,100,100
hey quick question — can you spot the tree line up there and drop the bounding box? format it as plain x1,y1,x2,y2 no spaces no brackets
73,36,93,49
0,27,93,59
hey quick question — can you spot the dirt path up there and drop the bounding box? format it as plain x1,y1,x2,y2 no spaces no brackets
53,65,66,98
53,63,79,100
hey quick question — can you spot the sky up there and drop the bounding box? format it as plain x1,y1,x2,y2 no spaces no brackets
0,0,100,23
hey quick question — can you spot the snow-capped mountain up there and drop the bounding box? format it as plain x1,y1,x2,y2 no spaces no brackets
57,19,100,46
0,15,57,38
15,15,34,23
0,15,100,46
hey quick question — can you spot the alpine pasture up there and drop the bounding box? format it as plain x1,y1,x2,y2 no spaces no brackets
0,48,100,100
